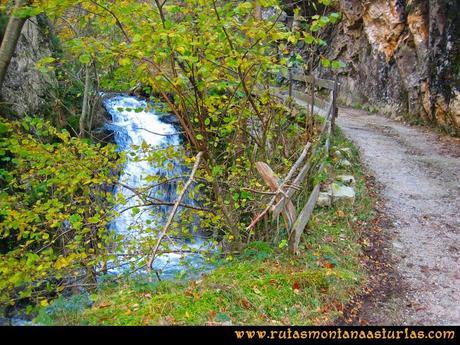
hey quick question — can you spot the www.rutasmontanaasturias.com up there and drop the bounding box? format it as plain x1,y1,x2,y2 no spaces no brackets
234,327,456,341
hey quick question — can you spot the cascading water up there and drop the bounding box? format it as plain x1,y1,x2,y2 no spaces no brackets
103,95,212,278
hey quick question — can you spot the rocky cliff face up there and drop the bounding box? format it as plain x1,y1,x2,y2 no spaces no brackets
323,0,460,135
1,15,57,116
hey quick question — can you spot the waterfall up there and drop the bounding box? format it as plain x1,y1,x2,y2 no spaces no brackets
103,95,212,278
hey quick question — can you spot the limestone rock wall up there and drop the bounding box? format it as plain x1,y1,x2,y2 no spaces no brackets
1,15,57,116
322,0,460,135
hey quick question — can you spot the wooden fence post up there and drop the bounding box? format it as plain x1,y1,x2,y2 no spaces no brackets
264,70,339,254
309,75,316,120
331,75,339,135
255,162,297,230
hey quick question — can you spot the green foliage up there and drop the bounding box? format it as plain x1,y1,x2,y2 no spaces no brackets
15,2,341,257
37,153,371,325
0,117,120,307
0,1,347,314
29,0,343,246
35,128,374,326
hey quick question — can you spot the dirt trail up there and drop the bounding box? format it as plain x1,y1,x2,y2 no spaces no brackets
337,107,460,325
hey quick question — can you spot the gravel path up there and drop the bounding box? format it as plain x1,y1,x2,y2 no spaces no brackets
337,107,460,325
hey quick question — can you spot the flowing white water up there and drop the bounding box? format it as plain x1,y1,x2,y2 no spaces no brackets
103,95,212,278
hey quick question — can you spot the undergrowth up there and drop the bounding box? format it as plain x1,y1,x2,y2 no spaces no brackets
36,128,376,325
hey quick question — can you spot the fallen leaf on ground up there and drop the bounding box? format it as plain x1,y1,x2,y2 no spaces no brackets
97,302,111,309
241,298,251,309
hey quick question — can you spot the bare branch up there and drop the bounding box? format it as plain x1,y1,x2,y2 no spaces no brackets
146,152,204,272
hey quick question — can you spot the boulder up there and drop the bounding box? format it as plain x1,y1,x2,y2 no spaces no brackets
333,150,343,159
330,183,355,206
338,159,352,168
317,192,332,207
336,175,356,186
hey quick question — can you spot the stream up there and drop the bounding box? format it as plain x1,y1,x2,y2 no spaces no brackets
1,95,214,325
103,94,214,279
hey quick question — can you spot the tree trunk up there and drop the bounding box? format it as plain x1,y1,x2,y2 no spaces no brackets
79,64,91,138
254,3,261,20
0,0,27,92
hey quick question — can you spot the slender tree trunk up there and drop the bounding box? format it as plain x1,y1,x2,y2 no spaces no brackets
79,64,91,138
254,2,262,20
0,0,27,92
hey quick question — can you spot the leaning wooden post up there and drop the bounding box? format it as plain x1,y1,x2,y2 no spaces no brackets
255,161,297,230
288,181,321,255
288,139,329,255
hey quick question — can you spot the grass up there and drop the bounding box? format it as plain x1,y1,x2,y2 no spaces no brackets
36,129,376,325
